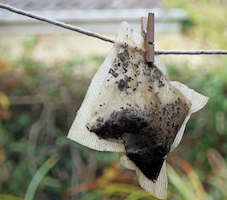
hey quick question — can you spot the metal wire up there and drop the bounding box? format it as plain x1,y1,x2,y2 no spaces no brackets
1,3,227,55
155,50,227,55
0,3,115,43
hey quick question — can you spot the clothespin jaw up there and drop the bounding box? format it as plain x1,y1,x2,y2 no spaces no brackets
141,13,154,63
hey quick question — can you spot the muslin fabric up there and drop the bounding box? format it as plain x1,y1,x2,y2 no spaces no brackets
68,21,209,199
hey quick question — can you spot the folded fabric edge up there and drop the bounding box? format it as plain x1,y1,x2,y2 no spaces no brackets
170,81,209,151
171,81,209,113
119,153,168,200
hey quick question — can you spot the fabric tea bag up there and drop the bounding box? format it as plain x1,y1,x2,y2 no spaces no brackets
68,22,209,199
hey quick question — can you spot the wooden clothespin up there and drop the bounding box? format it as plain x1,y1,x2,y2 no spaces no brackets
141,13,155,63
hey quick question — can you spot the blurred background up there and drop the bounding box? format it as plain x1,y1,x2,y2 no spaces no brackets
0,0,227,199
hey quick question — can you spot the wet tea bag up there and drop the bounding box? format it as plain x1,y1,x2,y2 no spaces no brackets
68,22,209,199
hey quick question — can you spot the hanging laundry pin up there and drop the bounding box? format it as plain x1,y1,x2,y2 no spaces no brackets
141,13,155,63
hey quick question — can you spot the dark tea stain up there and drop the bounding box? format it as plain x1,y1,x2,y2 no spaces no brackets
87,100,190,182
87,40,191,182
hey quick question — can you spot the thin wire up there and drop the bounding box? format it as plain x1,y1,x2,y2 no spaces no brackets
155,50,227,55
1,3,227,55
0,3,115,43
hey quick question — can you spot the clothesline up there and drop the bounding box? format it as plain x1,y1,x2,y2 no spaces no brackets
1,3,227,55
0,3,115,43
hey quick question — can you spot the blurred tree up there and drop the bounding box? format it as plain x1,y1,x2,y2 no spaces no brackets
164,0,227,49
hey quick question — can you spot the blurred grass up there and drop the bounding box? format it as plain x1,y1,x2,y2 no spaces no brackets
0,194,23,200
24,154,59,200
0,35,103,199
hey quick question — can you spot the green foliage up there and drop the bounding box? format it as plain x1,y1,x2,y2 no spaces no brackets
0,37,108,199
0,194,23,200
21,35,38,50
164,0,227,49
24,155,59,200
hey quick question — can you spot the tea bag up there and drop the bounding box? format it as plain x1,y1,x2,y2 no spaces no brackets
68,22,209,199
